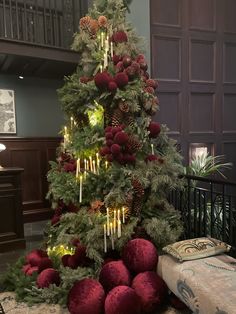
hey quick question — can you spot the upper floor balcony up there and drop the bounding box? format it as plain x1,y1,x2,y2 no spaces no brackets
0,0,88,78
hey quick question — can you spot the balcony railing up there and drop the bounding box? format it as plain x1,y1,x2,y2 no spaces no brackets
169,175,236,255
0,0,88,49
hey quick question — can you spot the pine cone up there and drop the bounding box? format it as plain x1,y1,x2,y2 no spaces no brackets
125,115,135,128
79,16,92,31
118,101,129,113
125,193,133,211
112,108,124,126
127,135,142,152
132,197,143,216
132,178,144,196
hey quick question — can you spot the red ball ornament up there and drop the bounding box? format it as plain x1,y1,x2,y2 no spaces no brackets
36,268,60,288
99,260,131,292
148,122,161,138
64,162,76,172
105,126,112,133
112,31,128,43
106,139,114,147
114,131,129,145
26,249,48,266
105,286,141,314
105,132,113,140
122,239,158,273
62,254,71,267
114,72,129,88
113,54,121,65
22,264,31,274
74,245,87,266
67,255,79,269
94,72,111,90
111,143,121,155
123,55,132,68
132,271,168,313
68,279,105,314
111,126,122,134
38,257,53,273
108,81,118,92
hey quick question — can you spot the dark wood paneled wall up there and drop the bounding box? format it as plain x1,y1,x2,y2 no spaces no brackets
150,0,236,181
0,137,61,222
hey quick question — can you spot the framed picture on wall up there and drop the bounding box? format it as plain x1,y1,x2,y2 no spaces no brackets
0,89,16,134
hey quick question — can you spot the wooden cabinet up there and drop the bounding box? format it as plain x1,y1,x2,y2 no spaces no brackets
0,167,25,252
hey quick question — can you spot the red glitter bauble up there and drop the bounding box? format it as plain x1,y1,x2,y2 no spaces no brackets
105,286,141,314
74,245,87,266
105,126,113,133
112,126,122,134
22,264,31,274
94,72,111,90
112,31,128,43
36,268,60,288
99,260,131,292
38,257,53,273
26,249,48,266
111,143,121,155
122,239,158,273
106,139,114,147
148,122,161,138
68,279,105,314
132,271,168,313
100,146,111,156
114,72,129,88
108,81,118,92
114,131,129,145
67,255,79,269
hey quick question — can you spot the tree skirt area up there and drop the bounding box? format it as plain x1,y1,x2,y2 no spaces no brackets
0,292,191,314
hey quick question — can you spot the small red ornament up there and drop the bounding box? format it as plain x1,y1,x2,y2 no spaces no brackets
108,81,118,92
122,238,158,273
116,61,124,73
51,214,61,225
113,54,121,65
106,139,114,147
100,146,111,156
148,122,161,138
114,131,129,145
132,271,168,313
36,268,60,288
26,266,39,276
114,72,129,88
63,162,76,172
112,126,122,134
112,31,128,43
62,254,71,267
111,143,121,155
67,255,80,269
105,285,141,314
25,249,48,266
38,257,53,273
99,260,131,292
105,126,113,133
105,132,113,140
68,279,105,314
123,55,132,68
22,264,31,274
145,155,158,162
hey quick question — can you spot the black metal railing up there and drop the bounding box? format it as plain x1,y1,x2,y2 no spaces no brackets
169,175,236,254
0,0,88,49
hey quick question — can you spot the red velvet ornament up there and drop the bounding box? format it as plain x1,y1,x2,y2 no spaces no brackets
63,162,76,172
26,266,39,276
74,246,87,264
105,286,141,314
114,131,129,145
94,72,111,90
105,126,113,133
111,126,122,134
148,122,161,138
36,268,60,288
108,81,118,92
67,255,80,269
62,254,71,267
122,239,158,273
132,271,168,313
114,72,129,88
111,143,121,155
106,139,114,147
100,146,111,156
38,257,53,273
99,260,131,292
112,31,128,43
26,249,48,266
68,279,105,314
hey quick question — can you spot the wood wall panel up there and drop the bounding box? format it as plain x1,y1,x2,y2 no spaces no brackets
150,0,236,181
190,40,215,82
189,0,215,30
0,137,61,221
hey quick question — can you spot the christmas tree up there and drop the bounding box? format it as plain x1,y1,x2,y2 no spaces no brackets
2,0,184,312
